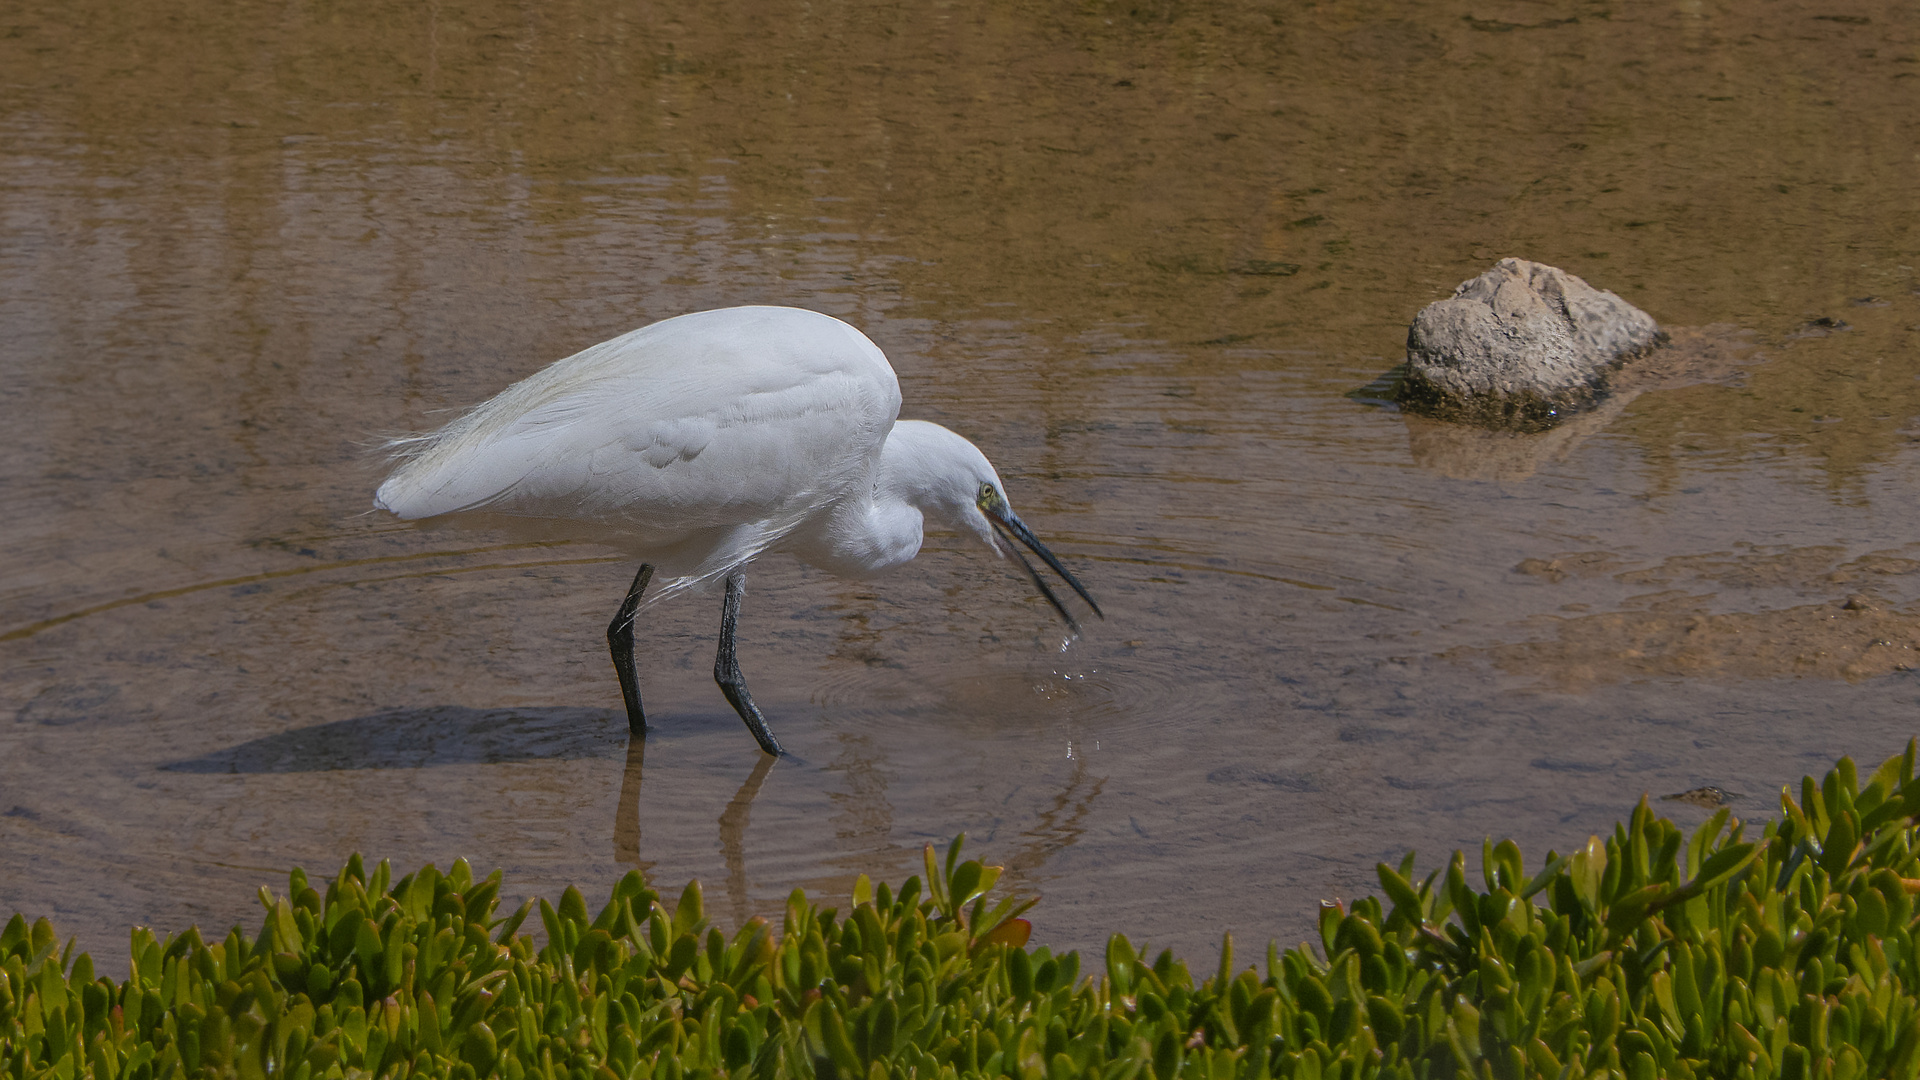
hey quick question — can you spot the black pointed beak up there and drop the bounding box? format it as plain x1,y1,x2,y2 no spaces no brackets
983,504,1103,633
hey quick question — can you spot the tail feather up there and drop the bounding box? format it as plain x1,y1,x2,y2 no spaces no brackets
371,432,444,516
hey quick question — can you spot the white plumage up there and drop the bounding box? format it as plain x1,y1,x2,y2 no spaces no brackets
377,307,896,592
375,306,1100,756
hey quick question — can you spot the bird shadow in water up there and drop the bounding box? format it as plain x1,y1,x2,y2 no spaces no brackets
167,704,781,924
159,706,628,773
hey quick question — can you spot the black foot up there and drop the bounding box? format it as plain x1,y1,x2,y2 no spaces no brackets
714,572,785,757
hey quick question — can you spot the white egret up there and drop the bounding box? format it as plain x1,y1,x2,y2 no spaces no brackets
374,306,1101,757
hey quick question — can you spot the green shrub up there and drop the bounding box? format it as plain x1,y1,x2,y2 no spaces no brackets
9,745,1920,1079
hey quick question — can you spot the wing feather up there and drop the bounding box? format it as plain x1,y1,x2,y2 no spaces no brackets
375,308,901,562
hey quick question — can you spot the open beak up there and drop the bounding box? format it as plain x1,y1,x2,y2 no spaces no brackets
983,504,1104,634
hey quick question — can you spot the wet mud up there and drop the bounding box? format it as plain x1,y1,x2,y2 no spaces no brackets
2,0,1918,970
1478,544,1920,683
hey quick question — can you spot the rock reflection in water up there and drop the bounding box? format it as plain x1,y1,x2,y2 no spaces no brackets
1399,326,1764,482
1403,402,1638,483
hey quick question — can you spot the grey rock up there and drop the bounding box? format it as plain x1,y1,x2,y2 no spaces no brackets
1398,258,1664,431
1400,325,1759,481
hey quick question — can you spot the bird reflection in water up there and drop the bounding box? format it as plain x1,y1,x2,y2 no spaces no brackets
612,737,653,873
611,728,1105,924
718,755,776,929
613,735,776,929
1003,752,1105,892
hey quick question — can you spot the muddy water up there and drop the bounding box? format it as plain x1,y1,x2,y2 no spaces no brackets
3,0,1919,967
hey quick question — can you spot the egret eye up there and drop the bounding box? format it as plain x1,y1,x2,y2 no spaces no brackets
977,482,997,505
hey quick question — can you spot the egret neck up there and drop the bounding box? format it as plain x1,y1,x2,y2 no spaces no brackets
792,419,1004,578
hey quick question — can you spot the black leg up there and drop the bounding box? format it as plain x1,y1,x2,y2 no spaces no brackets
607,564,654,736
714,572,785,757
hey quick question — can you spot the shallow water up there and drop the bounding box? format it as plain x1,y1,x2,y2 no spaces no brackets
3,0,1918,968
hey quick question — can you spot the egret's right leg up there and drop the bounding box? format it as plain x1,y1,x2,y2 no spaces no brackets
607,564,654,735
714,572,785,757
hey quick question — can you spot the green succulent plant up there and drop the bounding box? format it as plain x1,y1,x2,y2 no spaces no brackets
10,744,1920,1079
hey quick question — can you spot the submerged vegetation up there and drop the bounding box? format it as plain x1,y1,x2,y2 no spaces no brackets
11,747,1920,1078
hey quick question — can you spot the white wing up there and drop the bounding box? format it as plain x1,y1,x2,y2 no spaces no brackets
375,307,901,571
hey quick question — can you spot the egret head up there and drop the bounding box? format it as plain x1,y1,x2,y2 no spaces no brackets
887,420,1103,632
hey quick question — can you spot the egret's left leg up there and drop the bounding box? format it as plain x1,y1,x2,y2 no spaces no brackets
714,572,785,757
607,564,654,736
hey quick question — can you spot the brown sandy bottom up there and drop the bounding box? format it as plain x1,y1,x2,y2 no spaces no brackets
2,0,1919,972
1478,544,1920,683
